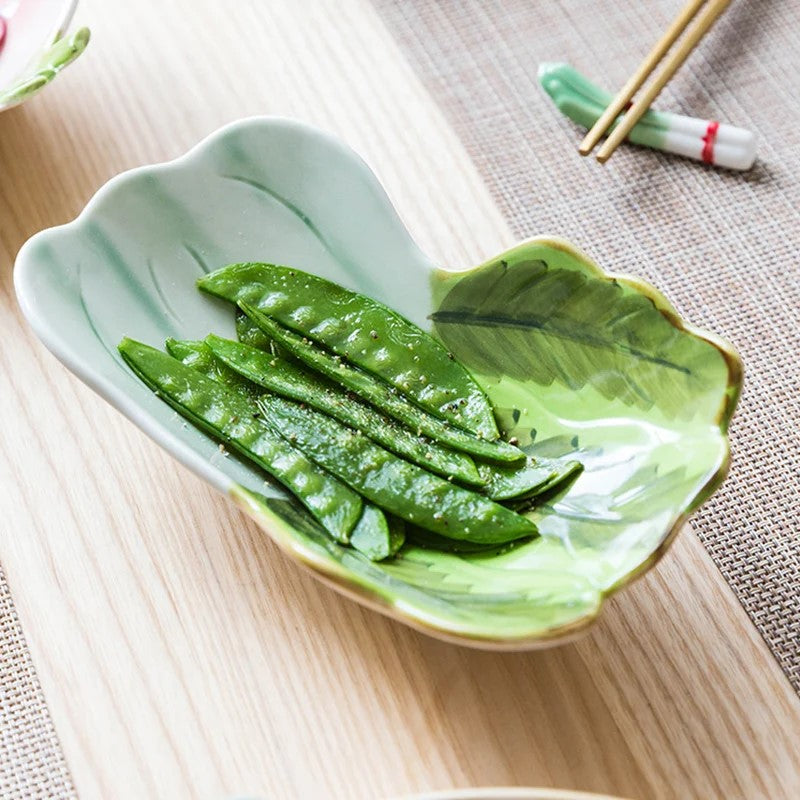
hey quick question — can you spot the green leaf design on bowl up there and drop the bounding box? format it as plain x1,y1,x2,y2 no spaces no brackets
431,250,736,423
14,118,741,646
0,27,89,109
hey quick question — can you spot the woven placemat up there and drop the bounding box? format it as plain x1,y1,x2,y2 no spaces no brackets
0,564,75,799
374,0,800,691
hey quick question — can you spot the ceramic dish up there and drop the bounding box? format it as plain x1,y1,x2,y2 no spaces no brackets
0,0,89,112
14,117,741,647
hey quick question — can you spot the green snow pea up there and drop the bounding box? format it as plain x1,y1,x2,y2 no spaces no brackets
237,303,523,464
532,462,583,496
165,337,260,399
350,507,406,561
236,309,274,351
198,263,499,440
119,338,363,544
256,394,538,544
480,456,583,501
204,334,483,486
509,460,585,510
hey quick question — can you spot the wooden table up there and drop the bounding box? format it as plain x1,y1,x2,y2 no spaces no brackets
1,1,799,798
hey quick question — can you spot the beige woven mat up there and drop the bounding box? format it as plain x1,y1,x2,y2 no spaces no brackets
373,0,800,690
0,564,75,799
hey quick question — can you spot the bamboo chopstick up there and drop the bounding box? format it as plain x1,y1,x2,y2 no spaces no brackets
578,0,707,156
597,0,732,163
582,0,732,164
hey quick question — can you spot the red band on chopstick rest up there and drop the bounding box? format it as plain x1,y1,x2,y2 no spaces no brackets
701,120,720,164
0,17,7,50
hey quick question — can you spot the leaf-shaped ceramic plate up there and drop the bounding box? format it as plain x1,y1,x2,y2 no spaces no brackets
0,0,89,112
14,118,741,647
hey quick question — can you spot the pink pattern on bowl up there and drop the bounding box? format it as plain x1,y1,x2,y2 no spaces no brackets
0,0,76,88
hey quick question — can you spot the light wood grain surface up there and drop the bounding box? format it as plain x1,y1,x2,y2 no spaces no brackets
1,1,799,799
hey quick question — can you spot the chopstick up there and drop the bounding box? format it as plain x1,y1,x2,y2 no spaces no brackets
580,0,732,164
578,0,707,156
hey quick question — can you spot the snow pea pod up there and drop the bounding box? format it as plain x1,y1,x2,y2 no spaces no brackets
165,337,260,399
204,334,483,486
236,309,274,351
198,263,499,440
256,394,538,544
118,338,363,544
480,456,582,501
532,461,583,495
350,507,406,561
238,302,524,464
508,459,584,510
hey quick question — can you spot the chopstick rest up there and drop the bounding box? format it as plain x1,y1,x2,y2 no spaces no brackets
540,62,757,171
